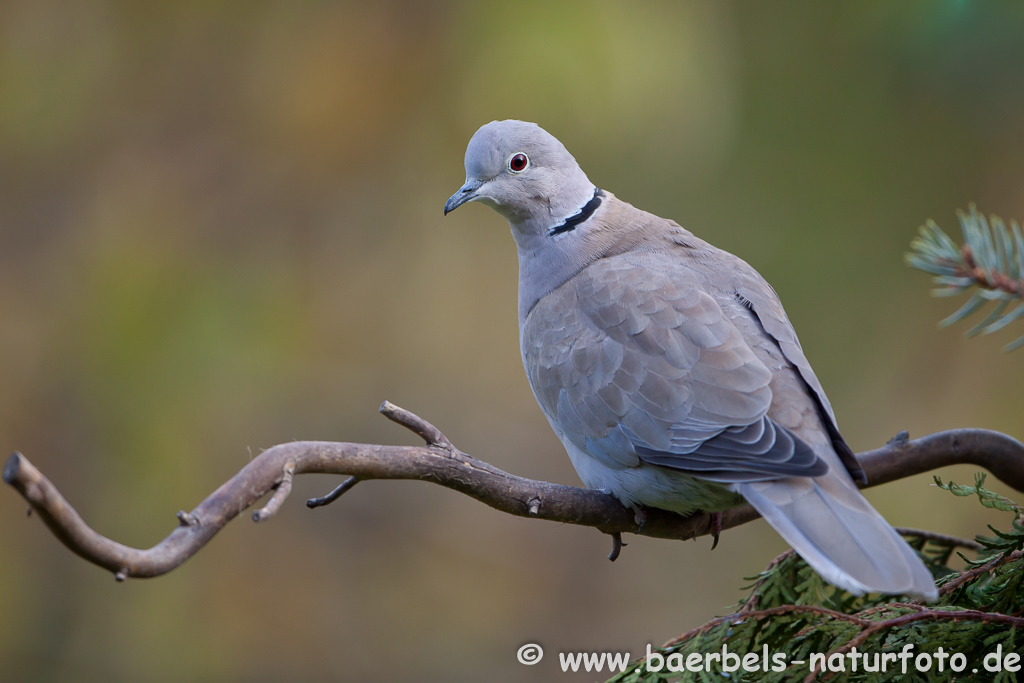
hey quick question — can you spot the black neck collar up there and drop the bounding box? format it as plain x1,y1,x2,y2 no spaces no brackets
548,188,604,236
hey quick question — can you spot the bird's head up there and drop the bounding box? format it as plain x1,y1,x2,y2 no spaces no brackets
444,120,595,234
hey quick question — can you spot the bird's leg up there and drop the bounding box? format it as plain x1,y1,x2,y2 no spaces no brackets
606,503,647,561
633,505,648,535
710,511,724,550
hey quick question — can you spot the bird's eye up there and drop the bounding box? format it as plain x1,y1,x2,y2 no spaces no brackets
508,153,529,173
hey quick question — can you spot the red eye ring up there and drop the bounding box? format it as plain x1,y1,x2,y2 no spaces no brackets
508,153,529,173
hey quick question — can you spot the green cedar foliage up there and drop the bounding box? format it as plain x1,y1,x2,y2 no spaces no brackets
608,476,1024,683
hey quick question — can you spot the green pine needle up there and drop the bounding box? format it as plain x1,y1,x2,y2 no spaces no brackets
907,205,1024,351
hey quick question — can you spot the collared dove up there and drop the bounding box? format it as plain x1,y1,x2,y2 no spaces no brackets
444,120,937,600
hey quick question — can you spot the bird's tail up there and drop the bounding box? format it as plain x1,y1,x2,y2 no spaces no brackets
737,473,937,600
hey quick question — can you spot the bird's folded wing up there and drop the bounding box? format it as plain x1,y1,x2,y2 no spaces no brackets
732,268,866,483
523,251,828,482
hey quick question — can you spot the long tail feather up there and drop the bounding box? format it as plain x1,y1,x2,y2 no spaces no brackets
738,473,937,600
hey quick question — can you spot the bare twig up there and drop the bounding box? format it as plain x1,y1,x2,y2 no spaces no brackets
893,527,984,552
378,401,453,450
306,476,360,509
3,408,1023,581
937,549,1022,597
251,461,295,523
856,428,1024,491
855,601,928,619
176,510,198,527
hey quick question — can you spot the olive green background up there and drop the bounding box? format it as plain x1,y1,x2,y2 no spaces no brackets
1,2,1023,681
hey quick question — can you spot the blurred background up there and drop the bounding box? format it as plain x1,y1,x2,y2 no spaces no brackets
2,1,1024,681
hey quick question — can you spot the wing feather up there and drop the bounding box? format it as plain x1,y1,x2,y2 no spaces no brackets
523,252,827,480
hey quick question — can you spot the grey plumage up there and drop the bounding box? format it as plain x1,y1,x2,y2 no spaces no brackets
445,120,937,600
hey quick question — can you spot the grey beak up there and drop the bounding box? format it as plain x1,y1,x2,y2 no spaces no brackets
444,179,483,215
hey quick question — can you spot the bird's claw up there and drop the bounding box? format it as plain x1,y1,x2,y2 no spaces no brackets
710,511,723,550
607,532,627,561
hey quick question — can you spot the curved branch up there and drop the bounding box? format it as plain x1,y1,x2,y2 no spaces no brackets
4,402,1023,580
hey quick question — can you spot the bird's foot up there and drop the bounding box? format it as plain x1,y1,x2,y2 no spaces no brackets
633,505,648,535
710,511,723,550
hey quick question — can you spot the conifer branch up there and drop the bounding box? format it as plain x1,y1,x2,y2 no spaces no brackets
614,477,1024,683
907,205,1024,350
